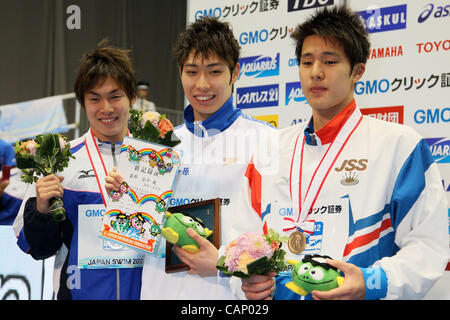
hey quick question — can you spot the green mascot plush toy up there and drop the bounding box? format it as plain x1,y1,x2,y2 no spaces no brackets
161,212,212,253
285,254,344,296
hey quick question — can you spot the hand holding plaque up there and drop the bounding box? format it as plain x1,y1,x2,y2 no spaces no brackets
164,199,221,274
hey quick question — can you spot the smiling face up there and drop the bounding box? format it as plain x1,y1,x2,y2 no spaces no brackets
180,51,240,122
84,77,135,143
131,216,144,230
299,35,365,130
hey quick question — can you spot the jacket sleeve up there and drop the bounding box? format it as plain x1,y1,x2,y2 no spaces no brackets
22,197,63,260
373,139,449,299
0,192,23,225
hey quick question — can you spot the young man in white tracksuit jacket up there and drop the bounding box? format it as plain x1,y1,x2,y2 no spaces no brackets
105,17,275,299
139,96,274,299
240,6,449,300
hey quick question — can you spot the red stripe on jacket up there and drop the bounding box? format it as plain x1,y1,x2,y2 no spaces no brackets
245,159,268,234
344,217,393,257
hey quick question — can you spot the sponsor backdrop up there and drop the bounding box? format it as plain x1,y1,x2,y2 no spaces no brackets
1,0,448,300
187,0,450,299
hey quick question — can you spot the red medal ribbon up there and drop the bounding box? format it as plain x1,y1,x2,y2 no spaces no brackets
286,101,363,234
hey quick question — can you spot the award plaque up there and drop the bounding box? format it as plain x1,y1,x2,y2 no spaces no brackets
165,198,221,273
99,136,181,257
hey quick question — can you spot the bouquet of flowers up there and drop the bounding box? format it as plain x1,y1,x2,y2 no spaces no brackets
14,133,74,221
217,229,287,278
128,109,181,147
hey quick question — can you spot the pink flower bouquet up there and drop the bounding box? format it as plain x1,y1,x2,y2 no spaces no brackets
217,229,287,278
129,109,180,147
14,133,74,221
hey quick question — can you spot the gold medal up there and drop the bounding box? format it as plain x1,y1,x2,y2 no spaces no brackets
288,231,306,254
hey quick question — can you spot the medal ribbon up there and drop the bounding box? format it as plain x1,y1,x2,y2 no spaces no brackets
85,129,109,206
85,128,130,206
284,106,363,234
283,217,316,235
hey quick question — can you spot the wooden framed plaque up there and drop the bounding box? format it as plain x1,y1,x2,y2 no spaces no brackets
165,198,221,273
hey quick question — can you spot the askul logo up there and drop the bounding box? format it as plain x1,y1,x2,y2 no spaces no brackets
418,4,450,23
239,53,280,79
286,82,307,105
358,4,407,33
236,84,279,109
425,138,450,163
288,0,334,12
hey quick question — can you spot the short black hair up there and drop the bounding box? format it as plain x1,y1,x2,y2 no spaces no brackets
74,39,136,108
291,5,370,71
173,17,240,75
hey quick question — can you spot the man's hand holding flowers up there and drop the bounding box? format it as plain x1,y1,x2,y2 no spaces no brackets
14,133,74,221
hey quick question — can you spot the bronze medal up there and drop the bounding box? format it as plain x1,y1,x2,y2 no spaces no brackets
288,231,306,254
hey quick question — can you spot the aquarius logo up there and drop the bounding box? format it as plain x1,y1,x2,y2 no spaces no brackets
425,137,450,163
286,81,307,105
239,53,280,79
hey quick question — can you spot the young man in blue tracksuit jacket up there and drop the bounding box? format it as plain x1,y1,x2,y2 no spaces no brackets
13,41,143,299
